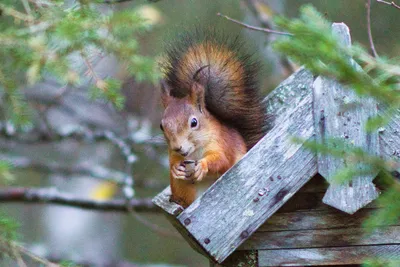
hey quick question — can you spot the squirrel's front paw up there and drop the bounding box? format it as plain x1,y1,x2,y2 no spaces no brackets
171,163,187,180
193,159,208,182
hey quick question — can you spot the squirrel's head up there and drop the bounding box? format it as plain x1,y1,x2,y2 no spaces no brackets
160,79,209,158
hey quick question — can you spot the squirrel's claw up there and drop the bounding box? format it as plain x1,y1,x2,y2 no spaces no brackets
171,164,187,180
193,159,208,182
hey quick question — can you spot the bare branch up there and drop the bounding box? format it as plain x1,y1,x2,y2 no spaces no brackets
0,123,165,146
367,0,379,57
376,0,400,9
1,154,167,189
217,12,292,36
0,187,158,212
241,0,297,75
2,154,125,183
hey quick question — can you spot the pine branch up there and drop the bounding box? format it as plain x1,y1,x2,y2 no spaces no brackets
242,0,297,75
376,0,400,9
216,13,292,36
0,187,159,213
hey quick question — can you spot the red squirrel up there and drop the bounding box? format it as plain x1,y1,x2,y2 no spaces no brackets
159,31,268,208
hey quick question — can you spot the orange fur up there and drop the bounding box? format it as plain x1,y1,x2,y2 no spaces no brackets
164,95,246,207
160,32,268,207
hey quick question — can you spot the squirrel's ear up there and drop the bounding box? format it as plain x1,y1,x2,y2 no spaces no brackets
160,80,172,108
191,82,206,113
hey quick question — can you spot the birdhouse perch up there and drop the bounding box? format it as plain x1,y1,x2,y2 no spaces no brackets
153,23,400,266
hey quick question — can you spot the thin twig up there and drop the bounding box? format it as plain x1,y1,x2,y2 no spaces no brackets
376,0,400,9
367,0,379,57
0,187,180,238
217,13,293,36
81,52,103,85
20,0,32,16
12,245,28,267
0,3,35,23
0,187,158,212
15,243,59,267
241,0,297,75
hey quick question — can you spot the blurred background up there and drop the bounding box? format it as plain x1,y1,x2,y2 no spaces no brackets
0,0,399,266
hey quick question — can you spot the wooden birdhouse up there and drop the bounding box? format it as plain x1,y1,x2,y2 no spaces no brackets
153,23,400,266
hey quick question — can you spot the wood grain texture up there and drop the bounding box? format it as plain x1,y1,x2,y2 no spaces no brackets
152,186,184,216
209,251,258,267
176,68,317,263
314,23,379,214
242,225,400,250
378,104,400,173
258,208,384,232
258,245,400,266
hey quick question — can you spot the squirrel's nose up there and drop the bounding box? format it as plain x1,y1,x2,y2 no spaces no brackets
173,146,183,153
173,146,188,156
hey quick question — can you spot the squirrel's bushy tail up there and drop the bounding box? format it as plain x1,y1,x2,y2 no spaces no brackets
161,29,269,150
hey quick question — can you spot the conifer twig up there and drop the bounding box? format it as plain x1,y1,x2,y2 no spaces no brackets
216,13,293,36
367,0,379,57
0,237,59,267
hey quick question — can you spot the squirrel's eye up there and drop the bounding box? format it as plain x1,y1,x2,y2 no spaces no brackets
190,118,198,128
160,123,164,131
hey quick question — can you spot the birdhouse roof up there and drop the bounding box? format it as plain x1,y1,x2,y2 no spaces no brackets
152,23,400,264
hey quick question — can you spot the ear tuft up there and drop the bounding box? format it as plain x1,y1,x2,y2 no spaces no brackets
190,82,206,113
160,80,172,108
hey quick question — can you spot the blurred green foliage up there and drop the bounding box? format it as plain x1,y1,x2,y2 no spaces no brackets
0,0,160,127
276,6,400,266
0,0,160,263
0,1,399,266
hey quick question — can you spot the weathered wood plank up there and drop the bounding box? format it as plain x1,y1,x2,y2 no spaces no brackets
241,225,400,250
259,208,387,232
209,251,257,267
258,245,400,266
152,186,184,216
264,68,313,121
378,104,400,173
314,23,379,214
175,68,316,263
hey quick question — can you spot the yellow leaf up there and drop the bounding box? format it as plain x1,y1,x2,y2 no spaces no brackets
90,181,118,200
